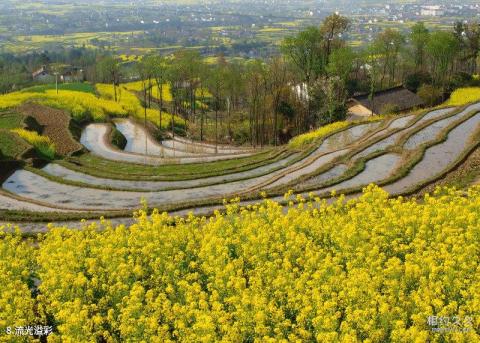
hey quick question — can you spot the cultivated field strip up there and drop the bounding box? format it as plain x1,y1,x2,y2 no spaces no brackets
115,119,252,156
2,122,382,211
404,103,480,150
385,112,480,195
169,135,254,154
295,103,480,192
0,192,73,213
115,119,207,157
305,153,402,195
80,123,254,165
293,106,480,198
40,121,380,192
2,103,480,229
353,107,454,159
55,148,288,181
40,152,301,191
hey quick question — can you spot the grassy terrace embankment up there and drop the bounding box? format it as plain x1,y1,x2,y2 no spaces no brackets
1,89,480,227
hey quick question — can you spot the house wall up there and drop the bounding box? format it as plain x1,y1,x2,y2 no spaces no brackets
348,104,376,117
34,74,55,84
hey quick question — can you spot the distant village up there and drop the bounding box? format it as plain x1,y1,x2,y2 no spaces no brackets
349,3,480,42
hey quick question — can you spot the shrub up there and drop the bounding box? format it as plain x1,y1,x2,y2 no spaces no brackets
449,72,474,90
417,84,443,107
380,103,401,115
110,126,127,150
404,71,432,92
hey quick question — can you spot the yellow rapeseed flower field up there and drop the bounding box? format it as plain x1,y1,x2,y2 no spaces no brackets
96,83,184,130
123,81,174,102
1,185,479,341
11,128,56,159
0,85,184,130
0,89,127,122
288,121,351,148
288,115,385,149
0,92,40,109
445,87,480,106
123,80,212,102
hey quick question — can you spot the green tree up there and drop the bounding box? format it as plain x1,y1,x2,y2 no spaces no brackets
206,64,226,152
149,55,170,131
426,31,460,93
97,56,120,102
136,59,152,161
457,21,480,74
311,76,348,124
174,50,202,126
281,27,324,128
320,13,350,65
374,29,405,88
365,44,382,116
223,61,246,141
326,46,356,85
246,60,267,147
266,57,289,146
410,22,430,71
281,27,325,85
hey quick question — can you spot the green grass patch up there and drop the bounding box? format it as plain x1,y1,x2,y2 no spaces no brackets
109,126,127,150
0,112,24,130
0,129,31,160
22,83,96,94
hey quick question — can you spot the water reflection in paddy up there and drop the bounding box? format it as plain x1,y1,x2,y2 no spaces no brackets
385,112,480,195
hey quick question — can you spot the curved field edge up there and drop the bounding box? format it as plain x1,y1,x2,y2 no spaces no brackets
88,120,253,161
245,106,452,194
2,103,480,224
25,121,386,191
272,104,477,195
52,120,375,182
299,118,480,201
57,147,286,181
123,117,254,154
283,108,480,198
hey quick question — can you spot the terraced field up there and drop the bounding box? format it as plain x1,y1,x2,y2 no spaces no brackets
2,102,480,232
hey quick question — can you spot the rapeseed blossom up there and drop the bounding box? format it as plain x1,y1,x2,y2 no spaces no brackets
1,185,479,341
11,128,56,159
